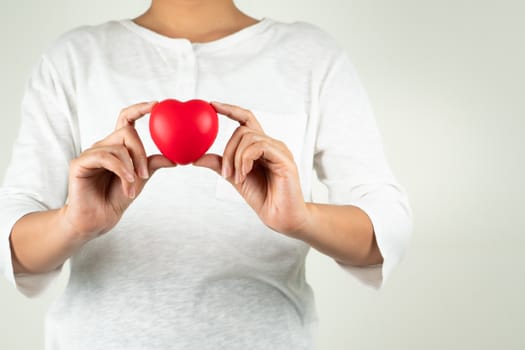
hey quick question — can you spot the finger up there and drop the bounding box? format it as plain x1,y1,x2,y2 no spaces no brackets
239,141,292,182
122,126,149,179
96,145,135,177
74,150,136,198
192,154,222,175
95,145,137,197
80,145,135,182
210,101,263,132
127,155,176,200
115,101,158,130
221,126,251,179
103,126,149,179
234,132,266,183
147,154,177,175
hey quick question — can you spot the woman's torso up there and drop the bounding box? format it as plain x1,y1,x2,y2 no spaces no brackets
44,18,334,349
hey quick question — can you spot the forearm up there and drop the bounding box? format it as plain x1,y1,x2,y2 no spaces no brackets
9,208,85,274
298,203,383,266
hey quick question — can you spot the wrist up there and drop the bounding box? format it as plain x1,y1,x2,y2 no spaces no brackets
56,206,92,249
290,202,319,243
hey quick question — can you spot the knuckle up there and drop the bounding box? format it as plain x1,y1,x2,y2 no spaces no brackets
240,130,257,143
82,147,99,158
275,139,286,148
259,139,271,148
91,140,101,148
234,125,248,135
98,151,111,162
126,127,141,142
112,144,127,155
117,115,128,126
121,124,135,135
120,143,130,152
246,109,255,119
241,130,254,139
127,124,138,133
91,136,111,148
241,151,250,161
97,150,115,163
69,158,78,169
119,107,129,116
248,131,262,140
79,147,92,156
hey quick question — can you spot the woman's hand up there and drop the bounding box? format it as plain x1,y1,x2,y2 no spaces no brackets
194,102,310,237
61,101,176,243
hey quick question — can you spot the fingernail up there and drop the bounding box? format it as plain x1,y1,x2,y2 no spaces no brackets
126,172,136,183
221,164,230,178
140,166,149,179
129,186,136,199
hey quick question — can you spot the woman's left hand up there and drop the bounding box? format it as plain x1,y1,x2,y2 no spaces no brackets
193,101,310,238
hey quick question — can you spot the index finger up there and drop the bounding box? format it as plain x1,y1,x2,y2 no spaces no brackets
211,101,263,132
115,101,158,130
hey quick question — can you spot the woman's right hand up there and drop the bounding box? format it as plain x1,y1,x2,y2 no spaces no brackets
60,101,176,243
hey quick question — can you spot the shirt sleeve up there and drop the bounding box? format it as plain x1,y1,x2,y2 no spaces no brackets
313,51,413,289
0,54,78,298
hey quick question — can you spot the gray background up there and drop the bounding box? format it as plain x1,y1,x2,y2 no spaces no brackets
1,0,524,349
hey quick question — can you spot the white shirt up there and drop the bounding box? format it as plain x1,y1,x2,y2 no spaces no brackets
0,18,412,349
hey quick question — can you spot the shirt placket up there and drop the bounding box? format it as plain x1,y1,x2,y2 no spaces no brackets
174,42,197,100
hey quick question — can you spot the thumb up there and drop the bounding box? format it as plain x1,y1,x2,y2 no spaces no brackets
193,154,222,175
131,155,176,198
147,155,177,175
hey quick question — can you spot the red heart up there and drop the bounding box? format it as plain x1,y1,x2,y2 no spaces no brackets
149,99,219,165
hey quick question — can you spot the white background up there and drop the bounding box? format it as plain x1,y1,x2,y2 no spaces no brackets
1,0,524,349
